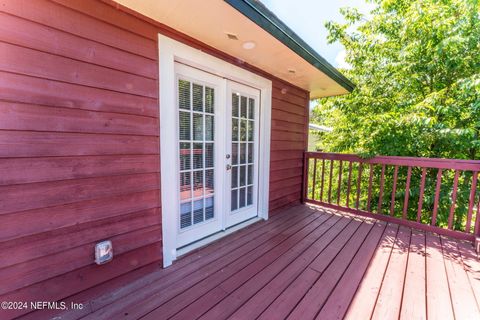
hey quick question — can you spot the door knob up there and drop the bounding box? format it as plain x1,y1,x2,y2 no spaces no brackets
226,164,232,170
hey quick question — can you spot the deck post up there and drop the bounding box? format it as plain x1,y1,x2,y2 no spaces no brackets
302,152,309,203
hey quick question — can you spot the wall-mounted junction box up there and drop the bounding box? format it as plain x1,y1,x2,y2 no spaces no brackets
95,240,113,265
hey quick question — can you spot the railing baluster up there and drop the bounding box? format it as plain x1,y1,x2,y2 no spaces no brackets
336,160,343,204
346,161,353,207
475,198,480,236
377,164,386,214
367,164,374,212
466,172,478,233
448,170,460,230
402,166,412,220
390,165,399,216
417,168,427,223
320,159,325,201
432,169,443,226
355,163,363,209
328,160,334,203
311,158,317,200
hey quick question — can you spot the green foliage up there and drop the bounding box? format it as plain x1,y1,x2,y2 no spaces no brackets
313,0,480,160
309,1,480,230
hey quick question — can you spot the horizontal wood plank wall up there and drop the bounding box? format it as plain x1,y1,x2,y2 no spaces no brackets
269,82,309,214
0,0,161,318
0,0,308,317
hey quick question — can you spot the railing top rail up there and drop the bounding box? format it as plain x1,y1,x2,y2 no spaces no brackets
305,152,480,171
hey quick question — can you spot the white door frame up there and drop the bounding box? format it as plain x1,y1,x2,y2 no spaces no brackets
159,34,272,267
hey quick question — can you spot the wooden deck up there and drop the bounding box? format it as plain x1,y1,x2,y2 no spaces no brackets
28,204,480,320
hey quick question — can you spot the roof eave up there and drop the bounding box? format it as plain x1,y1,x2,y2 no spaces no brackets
225,0,355,93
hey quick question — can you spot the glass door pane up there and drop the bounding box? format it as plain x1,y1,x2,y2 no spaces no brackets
178,78,215,230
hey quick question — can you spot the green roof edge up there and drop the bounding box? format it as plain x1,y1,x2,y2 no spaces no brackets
225,0,355,93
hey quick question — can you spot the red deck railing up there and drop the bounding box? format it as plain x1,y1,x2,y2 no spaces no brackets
303,152,480,241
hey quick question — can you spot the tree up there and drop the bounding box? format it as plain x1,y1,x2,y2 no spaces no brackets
312,0,480,160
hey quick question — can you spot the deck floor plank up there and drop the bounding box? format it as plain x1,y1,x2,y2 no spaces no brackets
28,204,480,320
425,232,455,320
400,229,426,320
371,225,412,320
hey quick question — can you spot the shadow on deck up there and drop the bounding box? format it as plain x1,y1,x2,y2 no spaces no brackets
24,204,480,320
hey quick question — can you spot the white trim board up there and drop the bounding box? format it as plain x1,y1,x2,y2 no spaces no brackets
159,34,272,267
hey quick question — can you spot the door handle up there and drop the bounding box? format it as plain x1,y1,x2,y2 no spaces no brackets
226,164,232,170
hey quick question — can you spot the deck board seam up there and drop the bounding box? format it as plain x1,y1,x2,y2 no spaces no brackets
398,226,413,319
424,231,428,320
285,219,377,319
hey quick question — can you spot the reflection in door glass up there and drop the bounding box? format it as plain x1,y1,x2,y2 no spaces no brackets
232,143,238,165
180,202,192,229
231,189,238,211
205,197,214,219
247,186,253,206
231,166,238,188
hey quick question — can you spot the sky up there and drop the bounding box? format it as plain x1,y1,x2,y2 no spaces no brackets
260,0,375,68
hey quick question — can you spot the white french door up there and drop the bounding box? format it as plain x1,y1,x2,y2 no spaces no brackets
225,82,260,227
175,63,224,247
174,63,260,247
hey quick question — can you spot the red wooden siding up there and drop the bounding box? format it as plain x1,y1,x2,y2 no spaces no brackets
270,82,309,213
0,1,160,318
0,0,309,318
